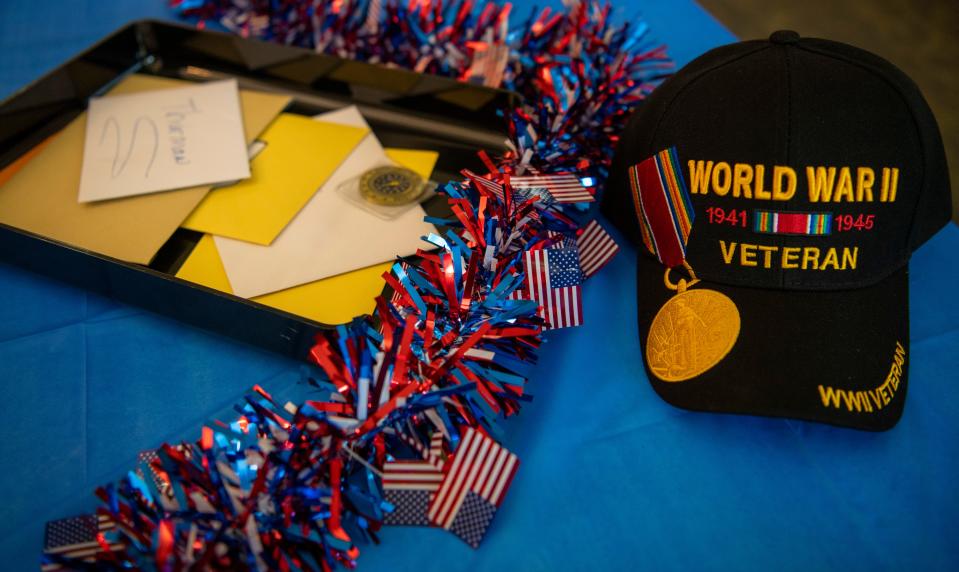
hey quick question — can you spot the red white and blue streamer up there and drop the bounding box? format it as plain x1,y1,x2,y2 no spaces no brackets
43,1,672,569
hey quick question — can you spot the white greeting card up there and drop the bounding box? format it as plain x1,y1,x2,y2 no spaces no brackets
78,80,250,202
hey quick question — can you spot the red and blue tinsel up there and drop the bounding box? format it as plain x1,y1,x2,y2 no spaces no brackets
43,1,671,569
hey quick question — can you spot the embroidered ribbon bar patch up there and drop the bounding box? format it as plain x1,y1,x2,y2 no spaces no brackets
754,210,833,235
628,147,695,267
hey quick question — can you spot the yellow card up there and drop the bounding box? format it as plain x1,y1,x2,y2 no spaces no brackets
176,147,439,324
181,113,368,245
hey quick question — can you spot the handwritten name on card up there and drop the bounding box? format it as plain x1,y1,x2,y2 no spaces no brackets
78,80,251,203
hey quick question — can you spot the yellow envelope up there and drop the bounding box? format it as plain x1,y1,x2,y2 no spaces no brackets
0,75,290,264
176,148,439,324
181,114,369,245
177,234,392,324
383,148,440,179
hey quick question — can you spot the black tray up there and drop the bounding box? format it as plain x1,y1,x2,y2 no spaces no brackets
0,19,512,360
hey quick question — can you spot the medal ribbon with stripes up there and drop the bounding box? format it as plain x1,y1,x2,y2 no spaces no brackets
628,147,695,268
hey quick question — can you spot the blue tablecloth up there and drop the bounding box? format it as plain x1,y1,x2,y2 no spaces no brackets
1,2,957,570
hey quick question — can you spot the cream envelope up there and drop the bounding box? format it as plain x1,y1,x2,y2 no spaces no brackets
181,113,369,244
0,75,290,264
214,107,439,298
177,148,439,322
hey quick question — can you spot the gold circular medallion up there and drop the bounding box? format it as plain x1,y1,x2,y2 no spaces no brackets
360,166,423,206
646,288,740,382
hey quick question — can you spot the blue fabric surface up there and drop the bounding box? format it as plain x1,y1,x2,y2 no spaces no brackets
1,1,957,571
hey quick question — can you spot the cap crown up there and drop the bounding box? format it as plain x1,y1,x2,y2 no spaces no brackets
605,34,951,290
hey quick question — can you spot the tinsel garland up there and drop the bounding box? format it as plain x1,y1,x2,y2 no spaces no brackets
43,1,671,569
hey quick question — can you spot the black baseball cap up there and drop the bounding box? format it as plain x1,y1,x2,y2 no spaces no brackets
602,31,951,431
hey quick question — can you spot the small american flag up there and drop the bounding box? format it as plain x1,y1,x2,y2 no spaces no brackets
510,173,594,203
465,42,510,88
520,247,584,329
427,427,519,538
42,514,120,571
383,431,445,526
463,169,505,201
576,220,620,278
138,449,171,496
507,232,571,302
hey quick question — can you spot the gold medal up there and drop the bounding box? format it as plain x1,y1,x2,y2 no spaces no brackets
359,166,424,206
646,262,740,382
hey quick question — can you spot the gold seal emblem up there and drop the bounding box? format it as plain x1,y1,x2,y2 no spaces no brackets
646,263,740,382
360,166,423,206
